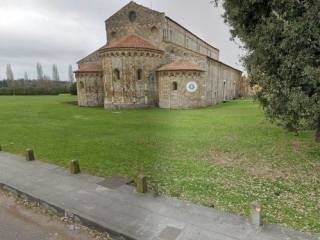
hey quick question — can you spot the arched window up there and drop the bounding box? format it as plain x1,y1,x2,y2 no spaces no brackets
113,69,120,80
137,69,142,80
111,31,117,37
151,26,158,34
79,81,84,89
172,81,178,91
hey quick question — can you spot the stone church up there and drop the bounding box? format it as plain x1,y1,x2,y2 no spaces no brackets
75,1,243,109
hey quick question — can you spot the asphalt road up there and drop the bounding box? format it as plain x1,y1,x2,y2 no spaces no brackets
0,191,108,240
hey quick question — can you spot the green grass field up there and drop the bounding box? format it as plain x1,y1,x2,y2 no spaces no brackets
0,95,319,233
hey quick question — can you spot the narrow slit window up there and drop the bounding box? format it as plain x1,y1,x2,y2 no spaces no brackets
113,69,120,80
137,69,142,80
172,81,178,90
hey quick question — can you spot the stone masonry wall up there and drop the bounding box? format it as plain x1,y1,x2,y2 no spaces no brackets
101,49,163,109
158,71,205,109
76,73,104,107
163,18,219,60
105,2,165,47
159,41,241,107
205,59,241,105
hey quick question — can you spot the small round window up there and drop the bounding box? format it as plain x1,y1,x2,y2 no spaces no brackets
186,81,198,93
129,11,137,22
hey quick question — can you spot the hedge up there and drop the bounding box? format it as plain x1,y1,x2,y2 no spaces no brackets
0,87,69,96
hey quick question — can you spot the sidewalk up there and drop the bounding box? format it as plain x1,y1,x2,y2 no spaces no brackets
0,152,318,240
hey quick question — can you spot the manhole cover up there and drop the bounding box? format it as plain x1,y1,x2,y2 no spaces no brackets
158,226,182,240
97,176,134,189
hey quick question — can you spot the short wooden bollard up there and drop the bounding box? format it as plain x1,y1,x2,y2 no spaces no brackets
0,145,2,151
25,149,35,161
250,201,263,227
135,175,147,193
70,160,80,174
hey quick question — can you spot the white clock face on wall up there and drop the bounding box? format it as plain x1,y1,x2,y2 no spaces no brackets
186,81,198,93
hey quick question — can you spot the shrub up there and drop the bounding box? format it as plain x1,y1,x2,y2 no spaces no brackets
70,82,77,95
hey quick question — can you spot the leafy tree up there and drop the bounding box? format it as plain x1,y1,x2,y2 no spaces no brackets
70,82,77,95
52,64,60,81
36,62,44,81
6,64,15,94
0,80,8,88
24,72,29,81
217,0,320,142
6,64,14,82
68,64,75,84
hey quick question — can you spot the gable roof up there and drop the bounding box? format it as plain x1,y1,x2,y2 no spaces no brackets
101,35,162,52
105,1,163,22
157,60,204,72
105,2,219,54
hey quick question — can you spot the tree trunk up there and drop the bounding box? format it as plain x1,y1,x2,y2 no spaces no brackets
316,121,320,143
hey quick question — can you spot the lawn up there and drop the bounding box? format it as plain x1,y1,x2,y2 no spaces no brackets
0,95,319,233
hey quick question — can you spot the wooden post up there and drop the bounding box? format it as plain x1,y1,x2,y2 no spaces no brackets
0,145,2,151
70,160,80,174
136,175,147,193
25,149,35,161
250,201,263,227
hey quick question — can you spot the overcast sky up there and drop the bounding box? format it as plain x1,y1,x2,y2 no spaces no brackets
0,0,245,80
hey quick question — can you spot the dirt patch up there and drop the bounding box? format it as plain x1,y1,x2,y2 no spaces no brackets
244,164,289,180
209,150,242,167
292,141,302,153
0,189,112,240
208,150,290,180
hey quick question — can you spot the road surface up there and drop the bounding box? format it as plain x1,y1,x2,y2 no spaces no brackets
0,191,110,240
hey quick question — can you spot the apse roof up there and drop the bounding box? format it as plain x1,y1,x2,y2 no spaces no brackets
102,35,162,52
74,63,103,73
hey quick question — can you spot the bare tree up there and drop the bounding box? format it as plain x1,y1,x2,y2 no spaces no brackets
36,62,44,81
52,64,60,81
68,64,74,84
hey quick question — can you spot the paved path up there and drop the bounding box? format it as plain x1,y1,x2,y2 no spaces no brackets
0,152,318,240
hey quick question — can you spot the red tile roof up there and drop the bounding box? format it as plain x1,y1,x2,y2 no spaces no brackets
157,60,204,72
75,63,103,73
102,35,162,51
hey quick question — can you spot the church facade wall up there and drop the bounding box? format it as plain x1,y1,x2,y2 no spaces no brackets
105,4,165,47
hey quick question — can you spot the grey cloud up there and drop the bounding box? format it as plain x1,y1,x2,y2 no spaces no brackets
0,0,245,80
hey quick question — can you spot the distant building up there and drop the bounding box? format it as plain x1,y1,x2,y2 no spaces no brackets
75,1,243,109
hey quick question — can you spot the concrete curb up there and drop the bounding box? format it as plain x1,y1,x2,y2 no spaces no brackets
0,182,135,240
